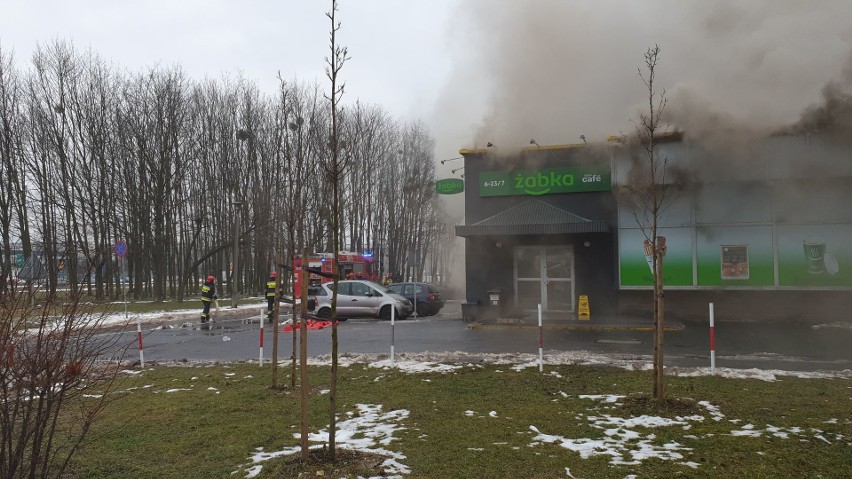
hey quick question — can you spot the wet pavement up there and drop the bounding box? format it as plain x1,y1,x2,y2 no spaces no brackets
103,301,852,372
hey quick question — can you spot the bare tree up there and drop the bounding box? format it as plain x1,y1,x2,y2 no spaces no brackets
321,0,350,461
2,37,452,308
0,288,125,478
0,45,29,297
629,45,670,403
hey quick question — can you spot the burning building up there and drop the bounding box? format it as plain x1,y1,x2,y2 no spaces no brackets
455,132,852,322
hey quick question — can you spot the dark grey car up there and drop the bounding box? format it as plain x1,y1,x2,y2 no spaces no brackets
385,282,445,317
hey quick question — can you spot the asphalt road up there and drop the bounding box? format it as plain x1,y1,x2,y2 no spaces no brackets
103,302,852,373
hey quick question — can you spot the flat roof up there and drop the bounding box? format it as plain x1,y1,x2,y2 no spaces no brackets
458,132,683,155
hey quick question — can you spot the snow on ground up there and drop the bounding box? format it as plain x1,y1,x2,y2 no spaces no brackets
112,354,850,478
526,394,847,471
232,403,410,479
96,300,268,328
299,351,852,380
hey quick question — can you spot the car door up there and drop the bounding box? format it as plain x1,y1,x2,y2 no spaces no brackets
347,281,379,316
402,283,416,305
334,282,357,317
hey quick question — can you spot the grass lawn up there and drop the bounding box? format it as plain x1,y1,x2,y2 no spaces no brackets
69,360,851,478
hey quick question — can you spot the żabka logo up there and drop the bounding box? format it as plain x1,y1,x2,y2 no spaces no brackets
435,178,464,195
514,171,574,195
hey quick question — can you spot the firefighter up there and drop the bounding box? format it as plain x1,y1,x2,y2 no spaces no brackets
265,271,278,324
200,275,217,323
355,272,363,279
381,272,393,286
346,271,355,280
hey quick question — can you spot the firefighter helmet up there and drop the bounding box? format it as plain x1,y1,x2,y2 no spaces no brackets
270,271,277,278
207,275,215,283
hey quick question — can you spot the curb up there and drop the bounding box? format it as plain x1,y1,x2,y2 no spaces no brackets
466,321,685,332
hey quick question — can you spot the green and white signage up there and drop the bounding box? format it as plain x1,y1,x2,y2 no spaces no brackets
435,178,464,195
479,167,611,197
618,223,852,288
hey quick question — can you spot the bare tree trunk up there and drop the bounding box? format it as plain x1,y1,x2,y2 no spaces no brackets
299,247,309,460
654,236,665,400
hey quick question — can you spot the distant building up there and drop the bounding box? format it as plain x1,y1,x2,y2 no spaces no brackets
455,133,852,322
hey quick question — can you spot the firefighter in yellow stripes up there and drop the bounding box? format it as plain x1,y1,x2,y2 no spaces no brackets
200,275,217,323
265,271,278,324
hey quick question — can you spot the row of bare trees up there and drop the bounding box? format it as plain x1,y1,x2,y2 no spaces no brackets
0,40,453,301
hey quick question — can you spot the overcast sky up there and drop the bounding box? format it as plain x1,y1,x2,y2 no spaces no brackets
2,1,852,175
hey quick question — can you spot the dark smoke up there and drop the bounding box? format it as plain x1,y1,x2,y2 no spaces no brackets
433,0,852,154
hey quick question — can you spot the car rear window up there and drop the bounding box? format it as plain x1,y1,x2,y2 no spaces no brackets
308,286,328,296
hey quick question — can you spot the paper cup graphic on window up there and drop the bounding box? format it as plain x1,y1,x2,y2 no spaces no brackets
824,253,839,275
643,238,654,273
802,238,827,274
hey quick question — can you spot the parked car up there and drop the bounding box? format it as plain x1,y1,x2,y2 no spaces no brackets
385,282,445,317
309,280,413,320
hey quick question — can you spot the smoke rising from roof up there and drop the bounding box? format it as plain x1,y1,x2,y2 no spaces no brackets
432,0,852,156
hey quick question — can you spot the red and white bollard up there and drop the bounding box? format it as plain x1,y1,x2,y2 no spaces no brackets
136,316,144,368
390,305,396,365
538,304,543,373
259,309,264,367
709,303,716,374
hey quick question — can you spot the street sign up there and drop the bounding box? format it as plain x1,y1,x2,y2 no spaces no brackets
114,240,128,257
15,253,24,267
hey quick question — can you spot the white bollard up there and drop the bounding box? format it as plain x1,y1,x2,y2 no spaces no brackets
538,304,543,373
259,309,264,367
709,303,715,374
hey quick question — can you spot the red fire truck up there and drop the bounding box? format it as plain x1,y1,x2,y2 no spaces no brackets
293,251,379,292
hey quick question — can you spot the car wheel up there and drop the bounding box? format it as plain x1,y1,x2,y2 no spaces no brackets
416,302,431,317
379,305,393,321
317,307,332,319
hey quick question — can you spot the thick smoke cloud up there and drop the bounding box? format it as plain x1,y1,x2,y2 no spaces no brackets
430,1,852,297
432,0,852,156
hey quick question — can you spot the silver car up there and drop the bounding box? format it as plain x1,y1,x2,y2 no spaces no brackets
310,280,413,320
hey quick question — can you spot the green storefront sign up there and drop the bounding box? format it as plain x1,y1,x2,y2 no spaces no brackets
435,178,464,195
480,167,611,197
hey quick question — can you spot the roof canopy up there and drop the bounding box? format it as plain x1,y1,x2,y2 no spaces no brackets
455,199,609,237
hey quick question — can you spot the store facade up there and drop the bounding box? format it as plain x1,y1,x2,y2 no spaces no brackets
455,134,852,321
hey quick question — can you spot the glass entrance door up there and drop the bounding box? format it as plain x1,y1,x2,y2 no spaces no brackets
514,246,575,312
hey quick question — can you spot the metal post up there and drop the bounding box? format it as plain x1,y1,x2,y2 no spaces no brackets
259,309,264,366
538,303,543,373
136,315,144,368
709,303,715,374
391,303,395,364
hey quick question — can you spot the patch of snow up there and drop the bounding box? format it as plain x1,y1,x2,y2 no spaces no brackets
579,394,624,403
489,411,498,418
82,394,103,398
319,389,330,395
464,410,475,416
121,369,142,375
233,404,410,478
165,388,192,393
369,359,461,373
